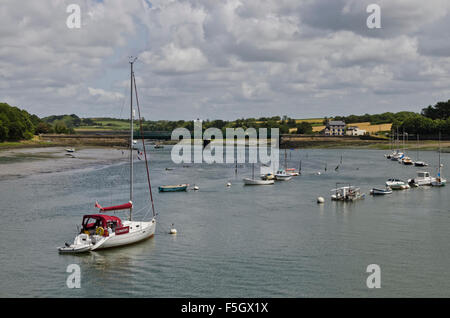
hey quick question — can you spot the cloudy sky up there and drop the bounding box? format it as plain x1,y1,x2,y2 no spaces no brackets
1,0,450,120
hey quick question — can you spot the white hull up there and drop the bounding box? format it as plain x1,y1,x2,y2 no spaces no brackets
97,220,155,249
275,175,292,181
243,178,274,185
59,219,156,253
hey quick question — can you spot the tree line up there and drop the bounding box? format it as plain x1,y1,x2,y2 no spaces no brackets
1,99,449,142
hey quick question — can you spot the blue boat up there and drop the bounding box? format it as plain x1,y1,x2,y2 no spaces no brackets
158,184,189,192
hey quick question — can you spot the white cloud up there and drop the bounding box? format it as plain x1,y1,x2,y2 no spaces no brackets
0,0,450,119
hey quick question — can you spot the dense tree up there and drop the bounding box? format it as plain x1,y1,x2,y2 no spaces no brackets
0,102,38,141
295,122,313,134
421,100,450,120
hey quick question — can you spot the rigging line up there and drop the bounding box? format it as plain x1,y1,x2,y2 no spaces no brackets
133,71,156,219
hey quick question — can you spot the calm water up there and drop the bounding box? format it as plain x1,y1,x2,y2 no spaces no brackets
1,147,449,297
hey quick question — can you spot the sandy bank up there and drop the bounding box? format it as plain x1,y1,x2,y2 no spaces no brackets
0,147,129,180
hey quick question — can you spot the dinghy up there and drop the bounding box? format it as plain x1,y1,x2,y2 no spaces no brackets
159,184,189,192
370,187,392,195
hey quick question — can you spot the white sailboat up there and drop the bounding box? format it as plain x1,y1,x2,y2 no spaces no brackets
431,132,446,187
414,134,428,167
59,58,156,253
243,163,274,185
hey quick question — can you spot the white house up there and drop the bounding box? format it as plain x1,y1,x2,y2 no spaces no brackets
346,126,366,136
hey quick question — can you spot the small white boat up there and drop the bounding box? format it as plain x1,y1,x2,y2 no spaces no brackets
331,184,365,201
243,178,275,185
370,187,393,195
431,177,446,187
401,156,414,165
65,148,75,153
385,178,410,190
414,161,428,167
285,168,300,176
408,171,434,187
391,152,404,161
431,132,446,187
274,170,292,181
244,163,275,185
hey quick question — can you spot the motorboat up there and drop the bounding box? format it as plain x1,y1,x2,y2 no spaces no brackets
331,184,365,201
401,156,414,165
65,148,75,153
285,168,300,176
370,187,393,195
58,58,156,254
414,161,428,167
408,171,434,186
261,173,275,180
385,178,410,190
391,152,404,161
158,184,189,192
274,170,292,181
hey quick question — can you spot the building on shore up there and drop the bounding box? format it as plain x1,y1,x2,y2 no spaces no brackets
346,126,366,136
324,121,346,136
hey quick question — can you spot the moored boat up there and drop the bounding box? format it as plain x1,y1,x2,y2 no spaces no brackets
370,187,393,195
59,58,156,253
385,178,410,190
274,170,292,181
158,184,189,192
408,171,434,187
243,178,274,185
331,184,365,201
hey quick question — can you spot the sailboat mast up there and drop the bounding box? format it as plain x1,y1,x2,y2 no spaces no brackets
129,57,136,220
438,131,441,176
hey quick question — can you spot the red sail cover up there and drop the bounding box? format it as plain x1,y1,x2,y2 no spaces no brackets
95,201,132,211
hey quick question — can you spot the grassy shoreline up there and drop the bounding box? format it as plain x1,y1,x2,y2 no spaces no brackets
2,137,449,152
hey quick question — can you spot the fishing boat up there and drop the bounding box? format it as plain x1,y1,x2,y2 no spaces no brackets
244,163,274,185
431,132,446,187
331,184,365,201
385,178,410,190
158,184,189,192
58,58,156,254
408,171,434,187
370,187,393,195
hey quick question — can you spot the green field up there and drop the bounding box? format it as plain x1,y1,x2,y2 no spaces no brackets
76,118,138,131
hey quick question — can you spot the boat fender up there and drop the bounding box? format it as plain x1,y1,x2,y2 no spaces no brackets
317,197,325,203
96,227,104,236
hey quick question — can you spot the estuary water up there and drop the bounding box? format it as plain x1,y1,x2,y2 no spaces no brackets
0,146,449,297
